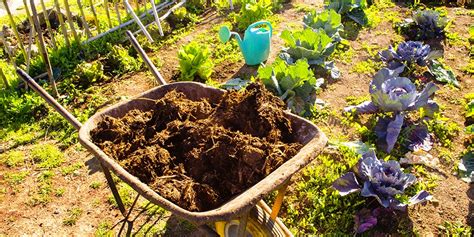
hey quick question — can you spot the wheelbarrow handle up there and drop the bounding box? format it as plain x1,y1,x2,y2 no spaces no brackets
125,30,167,86
16,69,83,131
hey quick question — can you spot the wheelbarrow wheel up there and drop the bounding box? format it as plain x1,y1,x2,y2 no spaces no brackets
215,204,291,237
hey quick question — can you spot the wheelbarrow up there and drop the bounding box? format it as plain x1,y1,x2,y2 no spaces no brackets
16,31,327,236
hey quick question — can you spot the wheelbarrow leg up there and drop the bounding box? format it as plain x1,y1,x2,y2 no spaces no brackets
270,180,290,220
101,163,127,215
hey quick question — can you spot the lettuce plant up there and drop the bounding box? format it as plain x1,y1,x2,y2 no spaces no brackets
379,41,459,87
324,0,368,26
303,9,344,41
344,68,439,153
280,28,339,79
178,42,214,81
235,0,273,31
258,58,323,115
332,150,432,210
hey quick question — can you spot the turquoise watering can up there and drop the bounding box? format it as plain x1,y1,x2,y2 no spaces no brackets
219,21,272,66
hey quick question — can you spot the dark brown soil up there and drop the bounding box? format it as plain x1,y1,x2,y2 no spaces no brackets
91,83,302,212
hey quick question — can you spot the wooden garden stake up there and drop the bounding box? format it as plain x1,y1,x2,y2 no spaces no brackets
30,0,59,97
53,0,70,47
104,0,113,28
77,0,93,38
2,0,28,67
115,2,122,25
89,0,101,33
63,0,80,43
40,0,57,49
22,0,39,71
0,68,10,89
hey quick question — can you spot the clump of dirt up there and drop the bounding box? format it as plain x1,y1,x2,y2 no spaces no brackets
91,83,302,211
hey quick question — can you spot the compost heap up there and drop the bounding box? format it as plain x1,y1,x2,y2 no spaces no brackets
91,83,303,212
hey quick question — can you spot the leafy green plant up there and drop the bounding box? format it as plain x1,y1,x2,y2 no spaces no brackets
438,221,472,236
280,28,339,79
105,45,142,75
234,0,273,31
325,0,368,26
178,42,214,81
258,58,323,116
63,208,83,226
303,9,344,41
72,61,108,88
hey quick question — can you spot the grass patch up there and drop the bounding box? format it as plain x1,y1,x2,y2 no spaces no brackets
424,113,461,148
89,181,102,189
63,208,83,226
60,162,84,176
283,146,365,234
4,170,30,185
350,59,383,75
95,221,114,236
438,221,472,235
31,144,64,169
1,150,25,167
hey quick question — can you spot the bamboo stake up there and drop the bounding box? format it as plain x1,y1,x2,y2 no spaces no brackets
2,0,28,67
0,68,10,89
104,0,112,28
89,0,101,33
30,0,59,97
77,0,93,38
63,0,80,43
22,0,38,72
53,0,70,47
25,27,35,72
40,0,57,49
115,2,122,25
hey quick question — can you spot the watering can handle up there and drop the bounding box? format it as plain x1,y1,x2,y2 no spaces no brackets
246,21,272,36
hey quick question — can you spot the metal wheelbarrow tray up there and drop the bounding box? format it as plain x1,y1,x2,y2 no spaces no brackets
78,81,327,225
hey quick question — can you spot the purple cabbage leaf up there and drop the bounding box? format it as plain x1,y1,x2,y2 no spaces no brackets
332,151,432,210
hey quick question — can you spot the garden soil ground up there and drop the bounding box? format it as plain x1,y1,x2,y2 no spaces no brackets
0,0,472,235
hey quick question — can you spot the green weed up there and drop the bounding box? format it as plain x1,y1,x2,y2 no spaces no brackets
4,171,30,185
351,59,383,75
60,162,84,176
283,147,365,234
438,221,472,236
31,144,64,169
63,208,83,226
1,150,25,167
424,113,461,148
89,181,102,189
95,221,114,237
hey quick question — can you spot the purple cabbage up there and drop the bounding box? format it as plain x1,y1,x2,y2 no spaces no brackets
379,41,441,72
344,68,439,153
413,10,448,40
332,151,432,210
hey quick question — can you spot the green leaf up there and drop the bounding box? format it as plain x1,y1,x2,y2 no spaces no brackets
466,125,474,134
429,60,460,87
466,100,474,118
459,151,474,183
